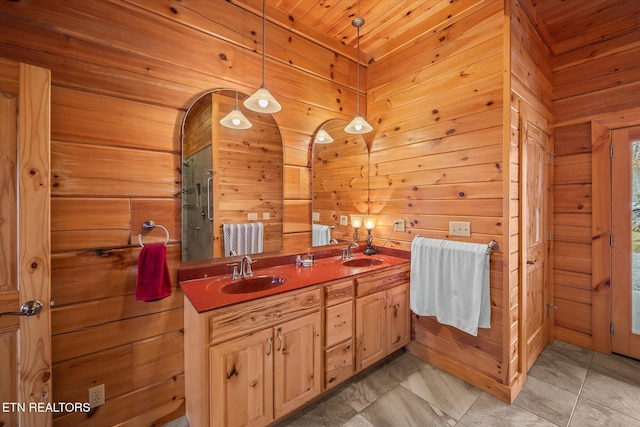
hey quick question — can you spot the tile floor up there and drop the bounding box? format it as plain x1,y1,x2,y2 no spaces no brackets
164,340,640,426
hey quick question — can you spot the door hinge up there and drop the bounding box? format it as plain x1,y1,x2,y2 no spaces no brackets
610,322,615,336
610,234,615,247
547,153,555,164
610,144,614,158
546,304,556,316
547,229,552,240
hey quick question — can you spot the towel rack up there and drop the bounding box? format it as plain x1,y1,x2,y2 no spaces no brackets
137,220,170,247
414,235,499,255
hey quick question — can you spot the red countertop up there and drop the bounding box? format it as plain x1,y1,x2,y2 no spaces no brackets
180,253,410,313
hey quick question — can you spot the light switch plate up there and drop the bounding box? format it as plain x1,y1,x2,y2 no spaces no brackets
262,212,270,220
449,221,471,237
339,215,348,226
248,212,258,220
312,212,320,222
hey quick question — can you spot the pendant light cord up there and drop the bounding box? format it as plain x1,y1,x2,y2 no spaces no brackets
356,24,361,115
261,0,266,86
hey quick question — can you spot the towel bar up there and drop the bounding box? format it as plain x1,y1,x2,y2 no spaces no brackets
414,235,499,255
137,220,170,247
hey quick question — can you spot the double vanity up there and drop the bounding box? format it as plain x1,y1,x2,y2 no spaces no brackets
181,250,411,427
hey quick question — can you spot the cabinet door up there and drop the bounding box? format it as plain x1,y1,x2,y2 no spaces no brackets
210,328,274,427
273,312,321,418
387,283,410,354
355,291,386,371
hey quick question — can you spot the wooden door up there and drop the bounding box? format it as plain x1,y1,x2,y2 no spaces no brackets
209,328,274,427
273,312,321,419
520,104,551,372
611,126,640,359
0,59,51,427
355,291,386,371
386,283,410,354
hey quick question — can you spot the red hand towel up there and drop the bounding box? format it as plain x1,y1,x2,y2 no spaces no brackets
136,243,172,302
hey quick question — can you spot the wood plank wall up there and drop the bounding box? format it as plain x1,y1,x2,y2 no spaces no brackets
508,0,554,384
551,9,640,350
367,0,513,394
0,0,357,424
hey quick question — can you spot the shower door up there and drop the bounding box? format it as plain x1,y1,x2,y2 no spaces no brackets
182,145,213,261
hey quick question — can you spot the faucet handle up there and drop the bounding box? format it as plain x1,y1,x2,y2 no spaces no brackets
341,247,349,260
246,258,256,276
226,263,239,279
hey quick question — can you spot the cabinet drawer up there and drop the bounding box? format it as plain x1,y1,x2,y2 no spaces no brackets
325,340,353,389
325,301,352,347
324,279,353,306
208,287,320,345
355,264,410,297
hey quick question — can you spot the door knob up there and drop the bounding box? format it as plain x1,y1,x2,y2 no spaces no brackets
0,300,43,317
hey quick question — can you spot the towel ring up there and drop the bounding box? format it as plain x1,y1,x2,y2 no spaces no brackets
137,220,170,247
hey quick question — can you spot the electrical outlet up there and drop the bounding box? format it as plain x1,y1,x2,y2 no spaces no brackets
339,215,348,226
88,384,105,408
393,219,405,232
312,212,320,222
262,212,270,220
449,221,471,237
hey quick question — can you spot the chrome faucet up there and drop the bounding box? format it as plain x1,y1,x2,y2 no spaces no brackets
342,242,359,260
240,255,254,278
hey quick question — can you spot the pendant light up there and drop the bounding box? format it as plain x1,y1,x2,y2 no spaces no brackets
314,128,334,144
220,91,252,129
344,17,373,135
244,0,282,113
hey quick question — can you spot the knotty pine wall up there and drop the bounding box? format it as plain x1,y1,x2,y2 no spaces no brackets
0,0,358,424
367,0,516,397
551,13,640,351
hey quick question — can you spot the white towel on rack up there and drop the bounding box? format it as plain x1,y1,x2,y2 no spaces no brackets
312,224,331,246
410,237,490,336
223,223,264,256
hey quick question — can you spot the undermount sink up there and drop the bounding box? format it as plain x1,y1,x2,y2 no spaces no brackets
342,258,383,267
220,275,286,294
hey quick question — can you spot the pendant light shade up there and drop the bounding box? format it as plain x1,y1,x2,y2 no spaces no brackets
344,114,373,134
220,92,252,129
244,85,281,113
244,0,281,113
345,17,372,135
314,128,334,144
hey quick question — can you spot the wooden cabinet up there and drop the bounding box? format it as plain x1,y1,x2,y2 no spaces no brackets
210,328,273,427
274,313,321,417
209,312,321,426
355,265,410,371
184,261,410,427
323,279,354,389
185,286,321,427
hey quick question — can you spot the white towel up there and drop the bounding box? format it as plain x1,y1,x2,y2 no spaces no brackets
223,223,264,256
410,237,491,336
312,224,331,246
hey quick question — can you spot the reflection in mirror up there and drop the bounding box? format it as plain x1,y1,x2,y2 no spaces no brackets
311,119,369,247
182,90,283,262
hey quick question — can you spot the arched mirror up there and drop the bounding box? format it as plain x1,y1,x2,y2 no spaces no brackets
181,89,283,262
311,119,369,247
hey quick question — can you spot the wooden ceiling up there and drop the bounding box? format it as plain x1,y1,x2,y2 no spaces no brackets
235,0,640,59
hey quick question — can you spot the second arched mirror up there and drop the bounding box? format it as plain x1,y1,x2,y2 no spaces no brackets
311,119,369,247
182,89,283,261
